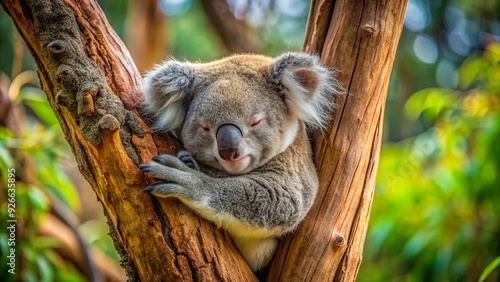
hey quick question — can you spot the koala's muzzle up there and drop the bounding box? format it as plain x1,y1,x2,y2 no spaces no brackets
216,124,242,161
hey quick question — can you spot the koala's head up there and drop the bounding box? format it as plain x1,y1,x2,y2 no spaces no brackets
142,53,341,174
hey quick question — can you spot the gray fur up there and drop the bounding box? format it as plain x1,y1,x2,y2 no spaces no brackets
271,52,343,129
142,60,195,132
140,53,341,271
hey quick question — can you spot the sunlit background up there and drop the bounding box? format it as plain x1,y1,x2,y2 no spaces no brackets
0,0,499,281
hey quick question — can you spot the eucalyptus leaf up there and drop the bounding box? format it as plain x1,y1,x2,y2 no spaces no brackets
0,144,14,168
20,88,59,127
404,88,457,121
480,256,500,282
36,255,53,282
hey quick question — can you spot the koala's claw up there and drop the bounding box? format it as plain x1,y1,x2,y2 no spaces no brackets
143,182,166,194
150,154,175,166
179,155,196,169
152,155,164,163
143,185,156,193
138,163,151,171
177,150,199,170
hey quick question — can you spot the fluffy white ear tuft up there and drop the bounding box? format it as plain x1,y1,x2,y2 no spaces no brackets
271,52,343,129
142,60,195,132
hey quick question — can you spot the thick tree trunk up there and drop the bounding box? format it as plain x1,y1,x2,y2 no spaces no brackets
0,0,255,281
1,0,407,281
267,0,408,281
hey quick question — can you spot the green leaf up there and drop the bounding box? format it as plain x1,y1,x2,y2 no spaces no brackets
23,270,38,282
19,87,59,127
369,221,393,255
0,234,8,256
0,144,14,168
27,186,49,212
458,57,483,89
480,256,500,282
32,151,80,210
36,255,53,282
46,173,80,211
402,230,435,259
404,88,457,121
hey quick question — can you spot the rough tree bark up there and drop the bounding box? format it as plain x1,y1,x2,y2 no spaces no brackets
1,0,255,281
1,0,407,281
268,0,408,281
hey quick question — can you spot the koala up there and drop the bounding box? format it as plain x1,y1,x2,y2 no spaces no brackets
139,52,341,271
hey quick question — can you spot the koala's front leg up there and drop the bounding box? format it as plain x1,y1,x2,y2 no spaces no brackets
141,154,304,233
139,153,205,201
140,154,307,271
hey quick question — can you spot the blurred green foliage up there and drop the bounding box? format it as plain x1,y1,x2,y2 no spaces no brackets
169,1,224,61
0,78,87,281
98,0,128,38
0,74,120,280
0,11,14,74
385,0,500,141
359,44,500,281
164,0,306,61
481,256,500,282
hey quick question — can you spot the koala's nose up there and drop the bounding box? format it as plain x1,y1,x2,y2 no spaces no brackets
216,124,242,162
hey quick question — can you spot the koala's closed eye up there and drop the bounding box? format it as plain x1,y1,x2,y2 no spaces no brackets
141,52,342,271
250,119,261,127
198,120,211,133
248,113,265,129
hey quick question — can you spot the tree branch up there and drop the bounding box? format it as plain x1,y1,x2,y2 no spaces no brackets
267,0,408,280
1,0,256,280
125,0,169,72
200,0,261,54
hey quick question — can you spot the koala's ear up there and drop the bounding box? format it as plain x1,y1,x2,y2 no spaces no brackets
271,52,342,129
142,60,196,132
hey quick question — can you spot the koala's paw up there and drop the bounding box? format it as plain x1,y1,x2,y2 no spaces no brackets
139,154,201,198
177,150,199,170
